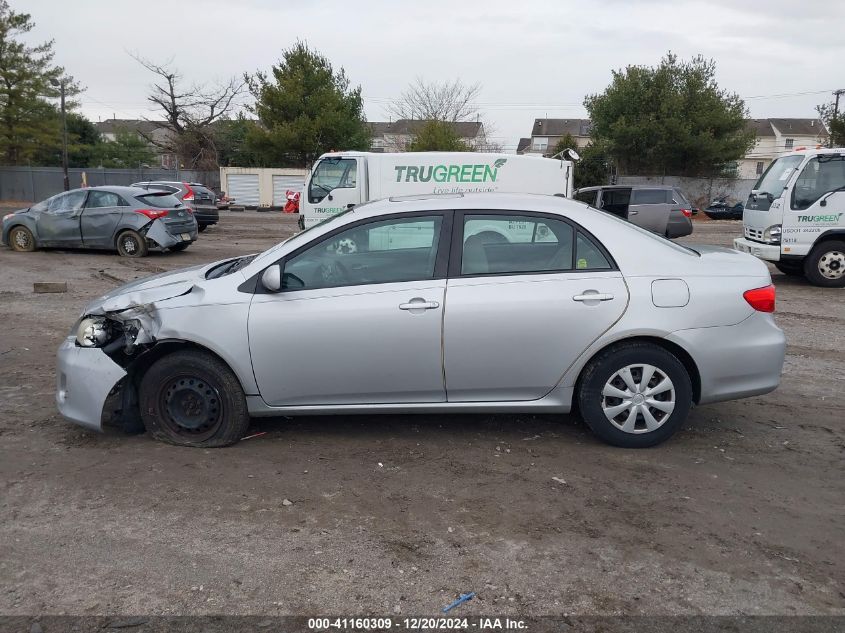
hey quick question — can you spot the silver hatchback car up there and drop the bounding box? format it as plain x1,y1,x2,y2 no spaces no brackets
56,193,786,448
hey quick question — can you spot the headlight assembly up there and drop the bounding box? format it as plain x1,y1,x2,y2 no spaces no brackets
763,224,782,244
76,316,113,348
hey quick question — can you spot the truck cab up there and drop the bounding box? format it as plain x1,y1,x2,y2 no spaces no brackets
733,147,845,287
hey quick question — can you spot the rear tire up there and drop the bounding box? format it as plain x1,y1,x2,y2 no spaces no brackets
198,224,208,233
577,342,692,448
116,229,148,258
8,225,36,252
139,350,250,447
804,240,845,288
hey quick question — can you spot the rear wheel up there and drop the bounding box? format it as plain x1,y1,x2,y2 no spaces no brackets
577,342,692,448
139,350,250,447
198,224,208,233
116,229,148,258
804,240,845,288
8,226,36,252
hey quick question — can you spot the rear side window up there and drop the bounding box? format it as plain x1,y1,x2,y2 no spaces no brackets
631,189,668,204
461,214,574,275
136,193,183,209
87,191,128,208
576,232,612,270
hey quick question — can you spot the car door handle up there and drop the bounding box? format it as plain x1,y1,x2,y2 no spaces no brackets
399,299,440,311
628,210,638,215
573,293,614,302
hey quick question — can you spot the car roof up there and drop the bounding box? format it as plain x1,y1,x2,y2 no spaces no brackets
349,192,598,222
87,185,153,195
577,184,678,192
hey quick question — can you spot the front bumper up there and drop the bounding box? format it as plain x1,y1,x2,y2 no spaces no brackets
733,237,781,262
668,312,786,405
56,337,126,431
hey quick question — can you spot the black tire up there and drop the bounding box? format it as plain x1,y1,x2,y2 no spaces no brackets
139,350,250,447
116,229,148,258
803,240,845,288
577,342,692,448
8,225,36,252
774,262,804,277
198,224,208,233
169,242,190,252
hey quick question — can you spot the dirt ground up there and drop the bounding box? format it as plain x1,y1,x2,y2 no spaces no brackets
0,209,842,617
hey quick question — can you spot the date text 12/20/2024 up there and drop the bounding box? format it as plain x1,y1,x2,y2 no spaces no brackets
307,617,528,630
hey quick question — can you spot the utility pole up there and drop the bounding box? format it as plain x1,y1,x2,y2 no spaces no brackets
832,89,844,148
50,78,70,191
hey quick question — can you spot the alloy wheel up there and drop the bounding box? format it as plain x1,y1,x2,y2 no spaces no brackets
601,364,676,434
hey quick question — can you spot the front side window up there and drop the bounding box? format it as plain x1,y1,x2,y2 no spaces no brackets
308,158,358,203
47,190,87,214
599,189,631,217
461,214,574,275
631,189,668,204
791,155,845,210
86,191,127,208
283,215,442,290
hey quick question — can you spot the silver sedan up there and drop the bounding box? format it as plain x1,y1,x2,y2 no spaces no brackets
55,193,786,448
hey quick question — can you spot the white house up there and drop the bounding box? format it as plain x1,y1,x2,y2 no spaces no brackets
739,118,829,179
368,119,487,152
518,118,592,156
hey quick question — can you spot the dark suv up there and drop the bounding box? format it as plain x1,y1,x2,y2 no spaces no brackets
131,181,219,232
574,185,693,238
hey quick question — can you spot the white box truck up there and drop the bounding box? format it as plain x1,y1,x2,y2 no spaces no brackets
299,151,576,230
733,147,845,287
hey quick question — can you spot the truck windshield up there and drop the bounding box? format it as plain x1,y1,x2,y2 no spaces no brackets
752,155,804,203
308,158,357,203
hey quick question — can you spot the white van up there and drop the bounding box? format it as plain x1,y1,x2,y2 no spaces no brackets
733,147,845,287
299,151,576,230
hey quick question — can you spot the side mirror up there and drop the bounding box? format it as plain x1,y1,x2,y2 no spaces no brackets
261,265,282,292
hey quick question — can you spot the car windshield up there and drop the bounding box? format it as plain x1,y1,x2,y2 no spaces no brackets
753,155,805,201
136,193,184,209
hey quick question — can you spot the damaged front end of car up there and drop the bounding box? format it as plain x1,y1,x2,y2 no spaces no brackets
56,282,195,433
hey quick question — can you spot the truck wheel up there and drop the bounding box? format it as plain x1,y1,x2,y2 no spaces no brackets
774,262,804,277
139,350,250,447
9,226,36,252
576,342,692,448
116,230,149,258
804,240,845,288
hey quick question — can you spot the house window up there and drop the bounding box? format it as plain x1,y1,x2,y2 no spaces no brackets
785,138,794,150
532,137,548,152
756,161,764,175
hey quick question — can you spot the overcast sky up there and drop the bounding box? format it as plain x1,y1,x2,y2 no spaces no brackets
24,0,845,151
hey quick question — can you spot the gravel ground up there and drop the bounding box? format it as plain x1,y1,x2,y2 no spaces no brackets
0,210,843,617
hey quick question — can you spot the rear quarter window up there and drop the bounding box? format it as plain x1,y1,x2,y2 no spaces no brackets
136,193,183,209
631,189,669,204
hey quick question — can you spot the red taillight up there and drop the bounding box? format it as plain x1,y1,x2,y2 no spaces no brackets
681,208,692,218
182,182,195,202
134,208,168,220
743,285,776,313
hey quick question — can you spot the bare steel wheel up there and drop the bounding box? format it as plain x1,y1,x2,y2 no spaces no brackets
116,229,148,258
601,364,675,433
139,350,250,447
577,342,692,448
9,226,36,252
805,240,845,288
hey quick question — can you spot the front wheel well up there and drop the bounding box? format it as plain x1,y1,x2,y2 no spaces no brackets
574,336,702,405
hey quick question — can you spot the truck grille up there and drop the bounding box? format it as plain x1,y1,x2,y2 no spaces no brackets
745,226,766,242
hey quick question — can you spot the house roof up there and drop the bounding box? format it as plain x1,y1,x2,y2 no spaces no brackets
768,118,826,137
516,137,531,153
94,119,168,134
532,118,592,137
369,119,483,138
747,118,828,138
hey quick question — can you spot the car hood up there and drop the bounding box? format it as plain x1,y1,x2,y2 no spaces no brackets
85,260,228,314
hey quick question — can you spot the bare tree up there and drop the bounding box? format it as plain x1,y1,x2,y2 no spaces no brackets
131,54,245,170
387,77,482,123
